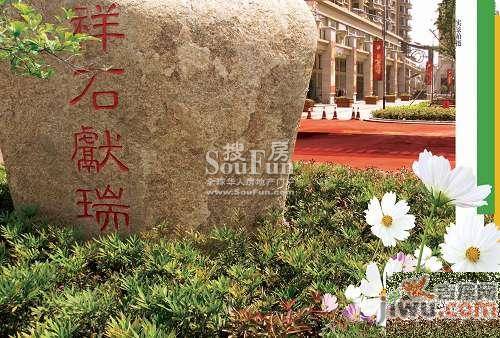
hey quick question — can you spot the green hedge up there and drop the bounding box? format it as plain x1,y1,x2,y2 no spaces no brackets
0,164,454,337
373,102,456,121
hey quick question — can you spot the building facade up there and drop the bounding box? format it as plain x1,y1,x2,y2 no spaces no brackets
305,0,423,103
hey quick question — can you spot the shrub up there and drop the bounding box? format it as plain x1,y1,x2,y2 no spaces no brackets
0,163,453,336
0,166,13,212
373,102,456,121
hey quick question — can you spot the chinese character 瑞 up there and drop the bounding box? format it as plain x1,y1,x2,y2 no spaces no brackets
76,185,130,231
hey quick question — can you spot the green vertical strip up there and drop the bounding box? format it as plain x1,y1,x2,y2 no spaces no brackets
478,0,495,214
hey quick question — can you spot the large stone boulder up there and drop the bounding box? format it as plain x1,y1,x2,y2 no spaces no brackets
0,0,317,237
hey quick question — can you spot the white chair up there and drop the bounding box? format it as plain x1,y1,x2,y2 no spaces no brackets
312,106,324,120
337,108,353,120
324,105,336,119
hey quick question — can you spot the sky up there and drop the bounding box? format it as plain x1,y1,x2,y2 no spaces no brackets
410,0,441,47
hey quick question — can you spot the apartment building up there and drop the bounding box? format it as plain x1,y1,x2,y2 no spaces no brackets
306,0,423,103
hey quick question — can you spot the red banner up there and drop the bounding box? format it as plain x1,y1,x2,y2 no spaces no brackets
425,61,433,85
373,40,384,81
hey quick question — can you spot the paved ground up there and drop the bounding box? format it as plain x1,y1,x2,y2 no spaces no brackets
0,101,450,172
293,119,455,171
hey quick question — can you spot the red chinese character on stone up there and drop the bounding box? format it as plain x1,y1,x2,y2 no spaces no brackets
72,126,100,173
98,130,129,172
76,188,94,218
72,126,129,173
70,68,125,110
93,185,130,231
75,186,130,231
71,3,125,52
71,6,91,33
92,3,125,52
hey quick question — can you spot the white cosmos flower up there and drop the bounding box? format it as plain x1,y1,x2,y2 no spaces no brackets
414,245,443,272
393,252,417,272
345,285,363,304
412,150,492,208
321,293,339,312
440,215,500,272
365,192,416,247
359,261,399,327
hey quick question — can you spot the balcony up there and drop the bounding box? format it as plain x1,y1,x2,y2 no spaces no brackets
399,0,413,8
399,12,412,19
333,0,349,8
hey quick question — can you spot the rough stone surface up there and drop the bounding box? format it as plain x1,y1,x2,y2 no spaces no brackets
0,0,317,237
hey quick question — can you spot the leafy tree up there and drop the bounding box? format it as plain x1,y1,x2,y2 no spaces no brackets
0,0,93,79
435,0,455,60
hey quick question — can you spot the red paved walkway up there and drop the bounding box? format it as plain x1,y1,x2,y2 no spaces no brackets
293,120,455,171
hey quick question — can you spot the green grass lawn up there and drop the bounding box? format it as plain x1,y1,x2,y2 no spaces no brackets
373,102,456,121
0,163,454,337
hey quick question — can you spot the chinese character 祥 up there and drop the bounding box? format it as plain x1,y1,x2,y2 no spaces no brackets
71,3,125,52
71,6,91,33
70,68,125,110
72,126,129,173
76,185,130,231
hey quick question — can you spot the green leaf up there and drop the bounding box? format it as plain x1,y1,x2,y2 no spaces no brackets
9,20,27,37
61,8,76,20
12,2,34,15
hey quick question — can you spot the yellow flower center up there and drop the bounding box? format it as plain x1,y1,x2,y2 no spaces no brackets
380,288,387,301
465,247,481,263
381,215,393,227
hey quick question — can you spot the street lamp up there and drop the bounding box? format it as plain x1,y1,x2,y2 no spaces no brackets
382,0,388,109
356,1,391,109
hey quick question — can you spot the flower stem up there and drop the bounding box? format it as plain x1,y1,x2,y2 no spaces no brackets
371,240,381,261
416,200,438,273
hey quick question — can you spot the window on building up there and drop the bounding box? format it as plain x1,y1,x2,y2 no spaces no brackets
335,59,347,96
345,37,352,47
357,62,364,76
336,59,347,72
336,34,344,45
320,29,326,40
314,54,322,70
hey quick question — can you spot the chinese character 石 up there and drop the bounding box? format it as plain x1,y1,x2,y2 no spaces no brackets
71,3,125,52
223,143,246,162
268,141,289,162
76,185,130,231
70,68,125,110
72,126,129,173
